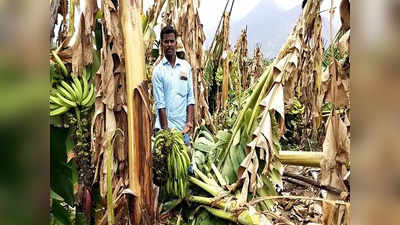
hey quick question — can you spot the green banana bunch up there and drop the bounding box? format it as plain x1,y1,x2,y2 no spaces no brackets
153,129,191,199
167,129,190,198
153,129,172,186
50,71,96,117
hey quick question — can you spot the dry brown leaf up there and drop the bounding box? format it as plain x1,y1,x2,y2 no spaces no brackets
237,149,260,198
339,0,350,32
68,0,97,76
67,151,76,163
324,60,350,108
234,28,248,89
260,83,285,119
248,46,264,86
338,30,350,57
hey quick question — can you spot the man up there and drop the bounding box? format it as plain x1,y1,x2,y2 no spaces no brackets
152,26,195,146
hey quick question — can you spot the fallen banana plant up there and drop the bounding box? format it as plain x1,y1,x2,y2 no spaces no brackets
186,165,273,225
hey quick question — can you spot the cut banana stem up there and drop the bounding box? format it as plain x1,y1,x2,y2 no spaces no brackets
188,176,223,197
207,172,219,187
193,167,218,187
187,195,227,209
211,163,227,186
203,207,237,222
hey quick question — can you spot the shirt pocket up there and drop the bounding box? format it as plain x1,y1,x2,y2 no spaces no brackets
176,79,188,97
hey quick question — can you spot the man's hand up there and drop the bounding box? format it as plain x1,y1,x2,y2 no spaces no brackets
184,104,194,134
159,108,168,130
182,122,193,134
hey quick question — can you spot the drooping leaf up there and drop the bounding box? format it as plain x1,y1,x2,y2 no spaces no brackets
194,137,216,153
50,189,64,201
50,126,74,206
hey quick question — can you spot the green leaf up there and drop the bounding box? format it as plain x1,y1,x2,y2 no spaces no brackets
86,51,101,80
199,128,215,142
51,200,72,225
75,212,89,225
96,10,103,20
50,189,64,201
94,21,102,50
215,130,231,152
194,137,216,153
193,209,233,225
161,198,183,214
270,168,282,189
257,175,278,210
194,151,207,171
50,126,74,206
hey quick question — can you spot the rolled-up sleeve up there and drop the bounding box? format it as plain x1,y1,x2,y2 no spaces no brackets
187,67,195,105
152,68,166,109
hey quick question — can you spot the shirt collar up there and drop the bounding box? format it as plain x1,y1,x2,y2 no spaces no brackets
162,56,182,66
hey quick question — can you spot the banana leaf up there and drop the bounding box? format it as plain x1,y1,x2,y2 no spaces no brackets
50,126,74,206
192,209,234,225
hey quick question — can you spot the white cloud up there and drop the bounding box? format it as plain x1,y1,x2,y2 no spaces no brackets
230,0,261,22
272,0,301,11
198,0,261,26
320,0,341,20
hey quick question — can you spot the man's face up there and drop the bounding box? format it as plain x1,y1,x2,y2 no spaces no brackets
161,33,177,58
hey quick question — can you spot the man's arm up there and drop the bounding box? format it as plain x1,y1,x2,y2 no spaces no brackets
159,108,168,130
152,67,168,130
182,104,194,134
183,63,195,134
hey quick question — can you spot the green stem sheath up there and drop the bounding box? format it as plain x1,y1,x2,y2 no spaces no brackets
51,50,68,76
188,176,221,197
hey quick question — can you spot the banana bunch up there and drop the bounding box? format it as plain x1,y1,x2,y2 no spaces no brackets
152,130,171,186
166,130,190,199
50,73,95,117
153,129,191,199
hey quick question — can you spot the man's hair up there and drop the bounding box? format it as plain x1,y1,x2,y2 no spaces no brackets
160,25,177,40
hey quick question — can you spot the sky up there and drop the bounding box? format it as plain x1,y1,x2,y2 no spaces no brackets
198,0,261,24
143,0,340,56
199,0,341,56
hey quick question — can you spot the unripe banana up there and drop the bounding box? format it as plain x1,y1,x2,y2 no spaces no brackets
57,85,75,101
181,147,190,172
50,106,70,116
49,103,59,110
61,81,77,101
154,133,165,147
181,179,186,198
176,151,184,178
179,151,188,175
172,150,178,178
85,90,96,107
174,179,178,196
72,76,83,102
71,82,82,102
56,92,77,108
50,95,65,106
166,179,171,194
82,74,89,100
81,84,94,106
167,151,172,176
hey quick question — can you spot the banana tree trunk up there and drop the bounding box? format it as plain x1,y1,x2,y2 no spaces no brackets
279,151,323,167
221,12,230,109
279,151,350,169
120,0,155,224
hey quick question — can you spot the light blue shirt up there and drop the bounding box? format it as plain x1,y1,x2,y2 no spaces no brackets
152,56,195,131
